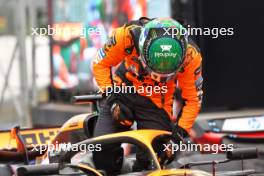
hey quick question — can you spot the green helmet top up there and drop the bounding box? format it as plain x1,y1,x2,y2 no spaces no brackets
138,17,188,82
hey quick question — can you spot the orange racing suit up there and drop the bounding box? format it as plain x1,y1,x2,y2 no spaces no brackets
92,22,203,132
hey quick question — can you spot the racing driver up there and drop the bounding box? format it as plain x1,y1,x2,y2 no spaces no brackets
92,17,203,175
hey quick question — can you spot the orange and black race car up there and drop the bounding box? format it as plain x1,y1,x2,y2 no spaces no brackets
0,95,263,176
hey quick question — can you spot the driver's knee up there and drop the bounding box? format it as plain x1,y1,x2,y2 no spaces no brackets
93,145,123,175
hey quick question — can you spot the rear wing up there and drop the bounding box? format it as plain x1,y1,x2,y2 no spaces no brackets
0,127,59,150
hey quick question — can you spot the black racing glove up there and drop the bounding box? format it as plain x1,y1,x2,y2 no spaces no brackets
105,87,134,127
171,125,189,143
110,101,134,126
159,125,189,166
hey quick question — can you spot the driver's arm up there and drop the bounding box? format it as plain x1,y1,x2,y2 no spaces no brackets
92,26,130,92
176,45,203,132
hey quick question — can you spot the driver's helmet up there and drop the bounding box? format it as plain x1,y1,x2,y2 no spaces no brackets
138,18,188,83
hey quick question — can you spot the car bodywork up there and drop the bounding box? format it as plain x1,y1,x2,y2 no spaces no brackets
192,111,264,153
0,94,263,175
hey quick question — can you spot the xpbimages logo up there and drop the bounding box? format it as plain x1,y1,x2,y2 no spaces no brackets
99,85,168,97
163,141,234,154
31,141,102,154
31,25,102,38
163,26,234,39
